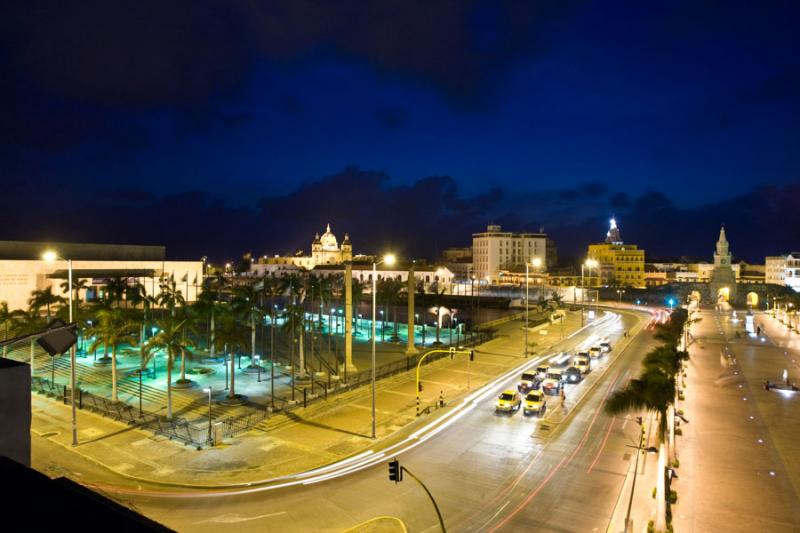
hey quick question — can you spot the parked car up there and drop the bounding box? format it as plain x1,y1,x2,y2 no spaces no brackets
496,390,522,412
564,366,583,384
542,369,564,395
517,371,542,393
535,364,550,380
523,391,547,415
573,356,590,374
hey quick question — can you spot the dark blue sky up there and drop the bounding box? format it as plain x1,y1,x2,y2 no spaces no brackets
2,1,799,262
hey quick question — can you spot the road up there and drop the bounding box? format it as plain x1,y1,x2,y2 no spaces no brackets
91,307,658,532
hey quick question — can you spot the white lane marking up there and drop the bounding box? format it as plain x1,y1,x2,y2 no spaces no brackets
194,511,287,524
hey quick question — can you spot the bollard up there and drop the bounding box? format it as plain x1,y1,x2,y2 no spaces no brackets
79,389,83,409
303,388,307,408
63,385,67,404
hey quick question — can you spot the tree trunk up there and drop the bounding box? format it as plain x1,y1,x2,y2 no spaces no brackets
251,314,256,362
209,310,215,358
298,318,307,378
656,431,669,531
229,350,236,398
112,345,118,402
167,352,173,419
180,346,187,382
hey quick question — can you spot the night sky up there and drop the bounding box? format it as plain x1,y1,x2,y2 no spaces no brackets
2,1,799,263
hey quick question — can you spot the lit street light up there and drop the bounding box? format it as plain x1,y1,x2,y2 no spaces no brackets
372,253,396,439
581,259,599,327
42,250,78,446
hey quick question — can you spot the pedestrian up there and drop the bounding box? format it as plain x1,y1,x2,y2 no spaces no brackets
560,388,565,401
438,390,445,408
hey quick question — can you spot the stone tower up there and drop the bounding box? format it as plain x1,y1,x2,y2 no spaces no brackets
605,217,622,244
709,225,737,303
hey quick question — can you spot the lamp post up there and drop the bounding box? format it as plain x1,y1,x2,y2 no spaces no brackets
372,254,396,439
203,386,213,445
43,250,78,446
581,259,599,327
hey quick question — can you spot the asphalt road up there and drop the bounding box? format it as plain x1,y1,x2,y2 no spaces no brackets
106,308,659,532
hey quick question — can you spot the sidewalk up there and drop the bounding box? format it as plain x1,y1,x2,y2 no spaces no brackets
31,311,585,488
669,309,800,532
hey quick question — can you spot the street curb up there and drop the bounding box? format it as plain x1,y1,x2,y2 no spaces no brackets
43,312,597,491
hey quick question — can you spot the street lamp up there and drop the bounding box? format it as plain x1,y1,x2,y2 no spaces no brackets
372,253,396,439
581,259,599,327
43,250,78,446
203,387,213,446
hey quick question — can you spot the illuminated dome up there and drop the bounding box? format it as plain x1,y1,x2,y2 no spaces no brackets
320,223,339,251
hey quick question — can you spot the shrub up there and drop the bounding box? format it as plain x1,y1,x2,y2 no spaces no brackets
672,459,680,468
652,487,657,499
647,520,655,533
677,409,684,416
669,489,678,504
675,428,683,436
678,393,685,401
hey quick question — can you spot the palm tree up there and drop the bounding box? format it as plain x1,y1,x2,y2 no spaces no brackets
232,283,262,369
550,291,563,308
103,277,129,307
157,275,186,318
87,309,138,402
428,286,448,345
12,309,46,375
0,301,13,358
213,309,248,401
605,369,674,530
193,283,219,358
143,317,194,418
60,278,89,318
379,277,404,342
28,287,65,319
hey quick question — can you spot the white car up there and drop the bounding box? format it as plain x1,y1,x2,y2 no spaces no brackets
542,369,564,395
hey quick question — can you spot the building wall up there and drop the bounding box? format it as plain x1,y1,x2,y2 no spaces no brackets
766,254,800,292
587,243,646,288
0,259,203,311
472,225,550,281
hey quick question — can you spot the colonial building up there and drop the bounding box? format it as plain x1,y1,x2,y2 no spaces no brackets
587,218,645,288
766,252,800,292
472,224,556,283
258,223,353,270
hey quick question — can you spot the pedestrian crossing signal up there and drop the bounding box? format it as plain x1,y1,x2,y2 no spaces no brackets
388,459,402,482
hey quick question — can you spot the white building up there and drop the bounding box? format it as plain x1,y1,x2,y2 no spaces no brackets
472,224,555,282
0,241,203,312
766,253,800,292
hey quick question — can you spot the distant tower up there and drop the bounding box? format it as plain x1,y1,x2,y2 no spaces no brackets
341,233,352,262
709,225,737,304
605,217,622,244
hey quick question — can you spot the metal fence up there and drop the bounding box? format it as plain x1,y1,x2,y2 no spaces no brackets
30,375,267,449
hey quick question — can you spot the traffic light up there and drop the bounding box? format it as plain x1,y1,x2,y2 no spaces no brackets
388,459,402,483
640,424,647,449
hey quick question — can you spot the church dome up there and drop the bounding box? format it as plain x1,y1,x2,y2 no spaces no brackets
320,223,339,251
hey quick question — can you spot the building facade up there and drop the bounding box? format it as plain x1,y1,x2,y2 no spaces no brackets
0,241,202,311
586,218,645,288
259,223,352,270
766,253,800,292
472,224,555,282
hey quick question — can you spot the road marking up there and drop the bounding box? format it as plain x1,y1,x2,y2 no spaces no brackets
194,511,287,524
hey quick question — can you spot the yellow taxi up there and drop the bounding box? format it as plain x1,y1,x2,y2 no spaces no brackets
495,390,522,413
573,356,590,374
523,391,547,416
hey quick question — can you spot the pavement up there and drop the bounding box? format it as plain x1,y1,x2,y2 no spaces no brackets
30,310,585,489
668,307,800,532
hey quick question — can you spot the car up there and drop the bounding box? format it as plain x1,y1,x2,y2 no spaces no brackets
496,390,522,412
542,369,564,395
564,366,583,384
523,391,547,415
577,350,590,359
535,364,550,380
573,356,590,374
517,371,541,393
549,352,570,367
588,346,602,359
600,341,612,353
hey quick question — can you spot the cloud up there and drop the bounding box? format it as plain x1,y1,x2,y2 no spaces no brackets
372,105,409,130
